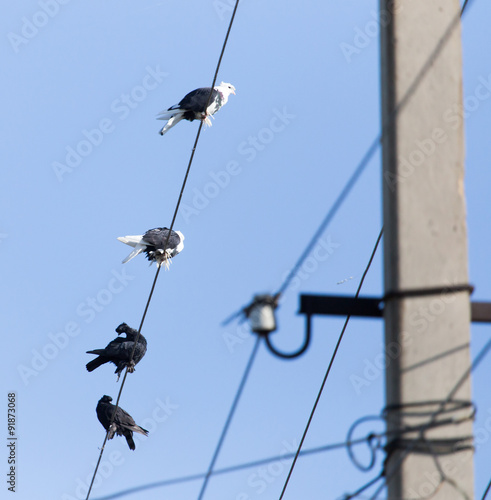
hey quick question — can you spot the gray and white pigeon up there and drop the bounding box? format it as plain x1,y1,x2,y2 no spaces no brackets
86,323,147,380
117,227,184,269
96,395,148,450
157,82,236,135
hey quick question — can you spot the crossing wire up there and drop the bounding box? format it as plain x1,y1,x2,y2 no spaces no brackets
87,0,475,497
196,335,261,500
277,228,384,500
482,476,491,500
84,2,241,498
274,136,380,298
277,2,474,496
274,0,471,301
357,338,491,500
92,425,386,499
461,0,472,16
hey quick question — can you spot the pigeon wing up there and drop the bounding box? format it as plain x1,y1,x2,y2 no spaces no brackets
178,87,218,113
142,228,183,255
131,339,148,365
156,104,182,120
117,235,143,248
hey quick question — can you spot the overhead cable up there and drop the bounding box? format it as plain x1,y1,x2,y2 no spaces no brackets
84,2,241,498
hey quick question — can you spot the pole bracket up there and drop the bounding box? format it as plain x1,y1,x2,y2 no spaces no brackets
299,293,491,324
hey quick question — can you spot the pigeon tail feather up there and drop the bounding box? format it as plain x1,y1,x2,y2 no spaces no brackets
86,357,108,372
117,235,146,263
159,114,185,135
125,433,136,451
122,246,144,264
86,349,106,356
131,424,149,436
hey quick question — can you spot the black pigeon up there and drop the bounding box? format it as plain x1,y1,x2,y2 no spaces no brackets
96,395,148,450
117,227,184,269
157,82,236,135
86,323,147,380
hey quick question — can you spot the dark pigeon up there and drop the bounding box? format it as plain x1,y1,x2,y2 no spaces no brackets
96,395,148,450
157,82,236,135
117,227,184,269
86,323,147,380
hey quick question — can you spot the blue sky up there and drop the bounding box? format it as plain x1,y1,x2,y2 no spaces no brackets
2,1,491,499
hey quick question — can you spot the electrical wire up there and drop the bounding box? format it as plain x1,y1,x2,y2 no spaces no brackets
355,339,491,500
277,228,384,500
274,135,380,298
367,3,476,498
277,2,475,497
196,334,260,500
90,388,478,500
461,0,472,16
273,0,472,302
84,2,241,498
92,424,386,500
85,268,161,500
88,0,476,498
482,476,491,500
341,472,385,500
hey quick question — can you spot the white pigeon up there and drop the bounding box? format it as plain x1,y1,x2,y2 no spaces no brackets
117,227,184,269
157,82,236,135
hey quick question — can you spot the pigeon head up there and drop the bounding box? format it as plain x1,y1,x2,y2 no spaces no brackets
100,395,113,404
219,82,236,95
115,323,129,335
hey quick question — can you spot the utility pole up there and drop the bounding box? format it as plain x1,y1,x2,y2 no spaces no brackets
380,1,474,499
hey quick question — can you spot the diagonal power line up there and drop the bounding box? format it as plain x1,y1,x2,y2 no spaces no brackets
371,338,491,500
277,228,384,500
84,2,242,499
92,433,380,500
196,335,261,500
277,1,476,498
274,0,472,301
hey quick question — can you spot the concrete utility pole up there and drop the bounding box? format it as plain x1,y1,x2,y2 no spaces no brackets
380,1,474,499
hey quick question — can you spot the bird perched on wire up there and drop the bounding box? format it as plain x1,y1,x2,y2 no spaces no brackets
157,82,236,136
117,227,184,269
86,323,147,381
96,395,148,451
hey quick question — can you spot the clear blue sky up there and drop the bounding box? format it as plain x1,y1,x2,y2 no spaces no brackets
2,1,491,499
